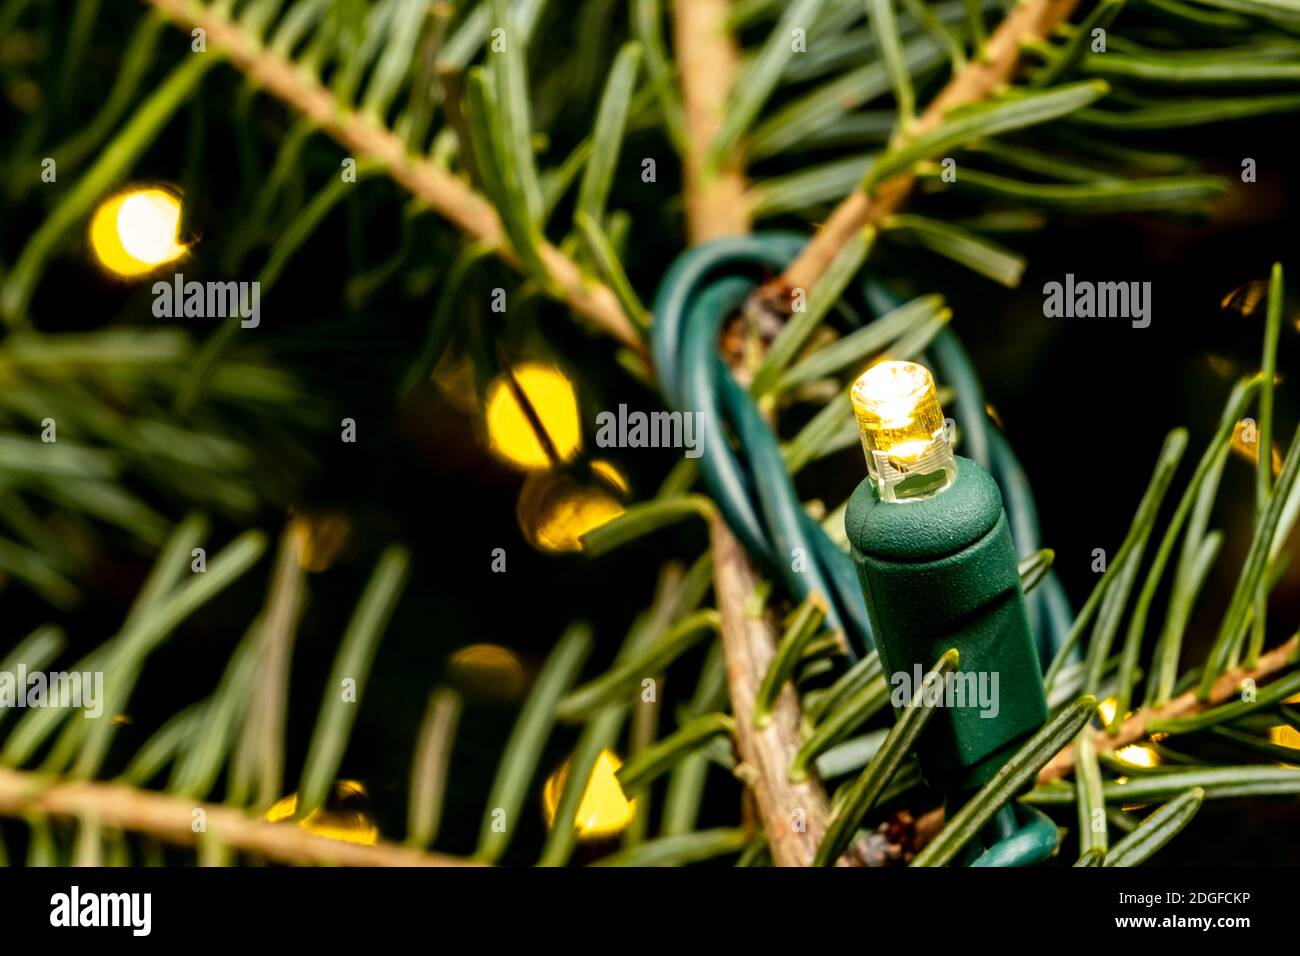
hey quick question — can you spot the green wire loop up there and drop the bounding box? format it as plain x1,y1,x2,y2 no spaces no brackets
969,805,1061,867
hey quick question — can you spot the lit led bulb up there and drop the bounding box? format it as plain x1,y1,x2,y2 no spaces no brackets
850,360,956,503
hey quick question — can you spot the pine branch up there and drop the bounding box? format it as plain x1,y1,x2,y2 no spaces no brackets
1038,634,1299,783
673,0,855,868
0,767,476,867
749,0,1084,315
675,0,751,243
144,0,645,355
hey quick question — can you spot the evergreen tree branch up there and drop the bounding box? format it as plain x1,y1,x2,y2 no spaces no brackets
674,0,751,242
144,0,645,354
1038,634,1299,783
673,0,854,868
749,0,1084,316
0,767,477,867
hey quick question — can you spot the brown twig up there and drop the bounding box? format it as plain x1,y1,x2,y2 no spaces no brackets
0,767,478,866
673,0,849,867
146,0,645,354
710,524,847,865
674,0,751,243
1038,634,1300,783
749,0,1084,316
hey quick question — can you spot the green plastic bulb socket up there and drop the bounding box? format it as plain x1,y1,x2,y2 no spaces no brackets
845,456,1048,792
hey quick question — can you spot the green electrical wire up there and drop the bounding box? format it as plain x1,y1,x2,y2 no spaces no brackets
651,232,1072,865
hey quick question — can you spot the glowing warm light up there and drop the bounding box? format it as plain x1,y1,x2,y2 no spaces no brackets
1114,745,1160,769
851,360,955,502
89,187,187,277
1095,698,1160,766
289,509,351,572
264,779,378,845
485,363,581,469
448,643,526,699
1231,420,1284,478
1220,280,1268,318
1270,724,1300,767
591,459,630,494
516,466,625,553
543,749,635,839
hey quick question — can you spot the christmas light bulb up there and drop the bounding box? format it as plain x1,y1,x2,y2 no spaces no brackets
516,462,626,553
89,187,187,277
1114,744,1160,769
850,360,955,502
264,780,379,845
846,358,1047,793
1269,724,1300,766
543,749,635,839
448,643,526,700
484,363,581,470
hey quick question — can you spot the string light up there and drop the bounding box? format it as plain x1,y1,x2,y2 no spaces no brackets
1271,691,1300,765
542,750,635,839
484,363,581,469
447,643,526,700
264,780,378,845
1269,725,1300,766
1220,280,1269,318
516,460,626,553
1098,699,1161,768
850,360,956,502
1114,744,1161,769
1231,419,1284,477
89,186,187,277
847,358,1048,801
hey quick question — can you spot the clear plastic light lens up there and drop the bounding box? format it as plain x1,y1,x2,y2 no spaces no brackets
850,360,956,502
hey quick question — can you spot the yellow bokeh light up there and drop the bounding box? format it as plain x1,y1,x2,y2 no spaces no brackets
447,643,526,699
264,779,379,845
1231,420,1283,478
485,363,581,469
1114,745,1160,769
1096,699,1160,767
1220,280,1268,318
89,187,187,277
543,749,635,840
516,466,625,553
1270,724,1300,767
289,509,351,573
